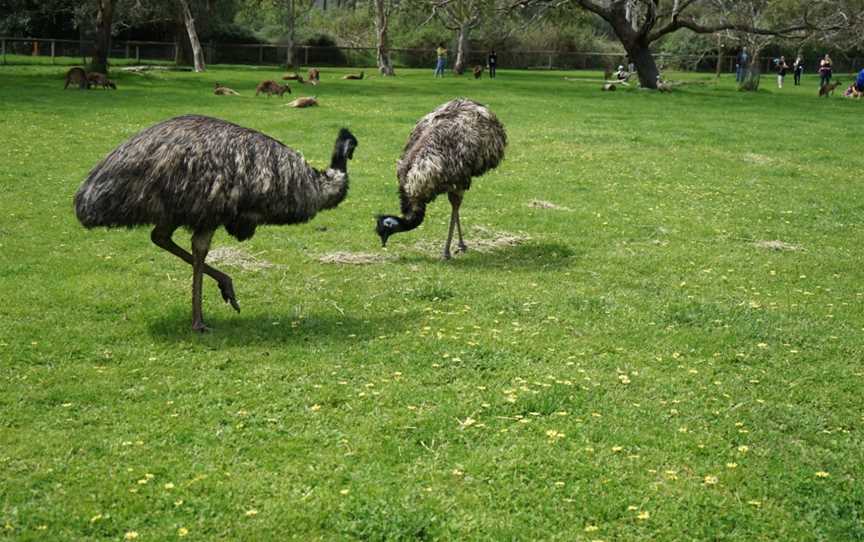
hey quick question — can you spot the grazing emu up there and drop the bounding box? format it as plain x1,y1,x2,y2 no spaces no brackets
287,96,318,108
256,80,291,97
342,71,365,80
213,83,240,96
375,98,506,259
308,68,320,82
473,65,484,79
74,115,358,332
87,72,117,90
64,67,89,89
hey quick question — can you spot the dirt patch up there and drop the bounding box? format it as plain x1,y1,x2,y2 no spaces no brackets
754,240,802,252
318,251,395,265
413,225,531,256
528,199,572,211
206,247,275,271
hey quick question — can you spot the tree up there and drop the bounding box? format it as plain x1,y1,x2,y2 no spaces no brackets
375,0,396,75
179,0,206,71
512,0,839,89
427,0,489,74
91,0,113,73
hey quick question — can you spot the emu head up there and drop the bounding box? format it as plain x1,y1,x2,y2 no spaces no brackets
375,215,400,247
337,128,358,160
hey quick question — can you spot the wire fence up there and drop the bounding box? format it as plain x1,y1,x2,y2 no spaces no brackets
2,36,861,75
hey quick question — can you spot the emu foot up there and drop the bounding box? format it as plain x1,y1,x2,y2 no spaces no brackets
441,250,452,260
456,242,468,254
192,320,210,333
218,278,241,312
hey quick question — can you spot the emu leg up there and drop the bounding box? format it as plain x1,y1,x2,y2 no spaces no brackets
448,191,467,253
190,229,215,332
150,225,240,312
442,200,458,260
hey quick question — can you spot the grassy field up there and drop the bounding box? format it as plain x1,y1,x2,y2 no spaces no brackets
1,63,863,541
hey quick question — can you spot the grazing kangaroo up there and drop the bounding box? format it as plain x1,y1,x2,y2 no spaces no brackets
255,80,291,97
64,67,89,89
473,65,484,79
819,80,841,97
87,72,116,90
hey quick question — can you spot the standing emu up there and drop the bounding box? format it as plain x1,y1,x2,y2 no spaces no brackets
375,98,506,259
74,115,358,332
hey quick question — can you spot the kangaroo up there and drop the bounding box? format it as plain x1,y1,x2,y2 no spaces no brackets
473,65,484,79
282,73,304,82
342,71,365,80
64,67,89,90
213,83,240,96
819,80,841,97
87,72,116,90
255,80,291,97
307,68,320,82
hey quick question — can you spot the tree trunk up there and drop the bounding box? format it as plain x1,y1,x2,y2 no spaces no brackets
91,0,113,74
375,0,394,76
453,24,470,75
625,40,659,89
179,0,206,72
285,0,295,69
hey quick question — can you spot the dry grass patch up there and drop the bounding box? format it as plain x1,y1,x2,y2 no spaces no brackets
318,251,395,264
754,240,802,252
742,153,774,165
206,247,275,271
413,226,531,256
528,199,572,211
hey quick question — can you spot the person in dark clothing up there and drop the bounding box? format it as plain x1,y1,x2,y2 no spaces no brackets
819,54,833,87
793,55,804,86
776,56,789,88
487,49,497,79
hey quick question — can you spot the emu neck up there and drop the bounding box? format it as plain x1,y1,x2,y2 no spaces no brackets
330,147,348,173
318,168,349,211
398,196,426,232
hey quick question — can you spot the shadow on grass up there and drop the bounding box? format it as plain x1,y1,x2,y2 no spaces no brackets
396,240,579,271
147,309,413,345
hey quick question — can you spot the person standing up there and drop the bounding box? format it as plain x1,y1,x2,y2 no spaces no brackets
854,67,864,97
793,55,804,86
776,56,789,88
736,48,749,83
434,43,447,78
487,49,497,79
819,54,833,87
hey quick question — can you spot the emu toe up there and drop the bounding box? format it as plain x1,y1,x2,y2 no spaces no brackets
192,320,211,333
218,279,241,312
456,242,468,254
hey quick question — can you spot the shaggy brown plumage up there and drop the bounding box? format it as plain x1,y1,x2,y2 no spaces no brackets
64,67,89,89
375,98,507,259
74,115,358,331
256,80,291,97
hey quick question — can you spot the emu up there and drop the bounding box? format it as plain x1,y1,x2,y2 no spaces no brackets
375,98,506,259
74,115,358,332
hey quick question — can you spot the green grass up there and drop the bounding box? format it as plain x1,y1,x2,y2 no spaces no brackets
2,63,864,541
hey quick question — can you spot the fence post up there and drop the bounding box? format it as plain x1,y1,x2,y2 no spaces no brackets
1,38,5,65
259,45,264,64
125,42,130,58
135,45,140,63
304,46,309,66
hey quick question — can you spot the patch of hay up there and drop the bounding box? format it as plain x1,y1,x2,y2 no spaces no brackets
413,226,531,256
528,199,571,211
754,240,802,252
318,251,394,265
206,247,275,271
742,153,774,165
